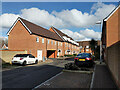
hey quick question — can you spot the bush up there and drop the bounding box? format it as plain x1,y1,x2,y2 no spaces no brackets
94,46,100,60
73,54,77,56
64,55,73,57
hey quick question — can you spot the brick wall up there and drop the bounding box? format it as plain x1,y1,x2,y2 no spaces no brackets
106,41,120,88
106,8,119,47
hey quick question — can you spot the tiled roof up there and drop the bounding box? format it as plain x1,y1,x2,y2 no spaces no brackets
20,18,63,41
51,26,74,41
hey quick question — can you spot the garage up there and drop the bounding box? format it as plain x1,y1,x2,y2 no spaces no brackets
47,50,57,58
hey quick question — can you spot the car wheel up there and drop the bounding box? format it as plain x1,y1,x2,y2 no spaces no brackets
22,61,26,66
35,60,38,64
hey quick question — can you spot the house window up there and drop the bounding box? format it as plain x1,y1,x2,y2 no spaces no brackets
86,45,89,48
48,40,49,44
51,40,53,45
80,46,82,49
42,38,44,43
86,49,89,51
65,50,66,54
61,43,62,46
58,42,59,46
36,37,39,42
55,41,56,45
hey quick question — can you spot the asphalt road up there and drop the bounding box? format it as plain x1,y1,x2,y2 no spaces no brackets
2,57,74,89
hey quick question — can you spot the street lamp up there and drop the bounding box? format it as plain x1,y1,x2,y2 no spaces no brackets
96,20,102,64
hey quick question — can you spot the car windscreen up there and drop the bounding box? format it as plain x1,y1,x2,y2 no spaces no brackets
77,54,83,57
77,53,91,57
14,54,29,57
83,53,91,57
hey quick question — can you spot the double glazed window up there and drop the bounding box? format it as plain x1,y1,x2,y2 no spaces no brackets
51,40,53,45
48,40,49,44
42,38,44,43
36,37,39,42
55,41,56,45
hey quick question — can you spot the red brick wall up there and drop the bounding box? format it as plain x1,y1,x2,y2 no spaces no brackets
106,8,119,47
8,20,47,58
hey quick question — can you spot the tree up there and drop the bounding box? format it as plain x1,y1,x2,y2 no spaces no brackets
89,39,98,54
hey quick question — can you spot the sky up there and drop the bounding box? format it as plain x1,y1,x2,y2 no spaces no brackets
0,2,119,41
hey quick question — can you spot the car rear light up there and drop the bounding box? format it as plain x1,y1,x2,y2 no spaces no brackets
86,58,92,60
20,58,23,60
74,58,78,60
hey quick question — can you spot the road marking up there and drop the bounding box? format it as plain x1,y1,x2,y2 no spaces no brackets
32,72,63,90
90,64,96,90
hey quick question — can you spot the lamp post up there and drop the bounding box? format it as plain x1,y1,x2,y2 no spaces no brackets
96,20,102,64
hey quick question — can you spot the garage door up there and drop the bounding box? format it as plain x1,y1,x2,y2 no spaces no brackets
37,50,42,60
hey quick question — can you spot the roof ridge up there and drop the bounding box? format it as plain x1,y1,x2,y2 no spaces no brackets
104,3,120,21
8,17,63,41
52,26,74,40
20,17,56,34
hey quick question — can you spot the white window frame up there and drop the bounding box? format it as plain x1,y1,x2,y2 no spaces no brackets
61,43,62,46
51,40,53,45
86,49,89,51
55,41,56,45
36,37,39,42
48,40,49,44
42,38,44,43
86,45,89,48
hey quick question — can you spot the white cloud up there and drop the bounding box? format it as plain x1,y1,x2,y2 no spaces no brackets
0,13,19,28
21,8,66,28
61,28,101,41
0,2,116,29
52,9,97,27
91,2,116,20
60,29,85,41
80,29,101,39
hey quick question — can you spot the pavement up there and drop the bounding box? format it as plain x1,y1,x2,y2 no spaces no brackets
39,72,92,88
91,61,118,89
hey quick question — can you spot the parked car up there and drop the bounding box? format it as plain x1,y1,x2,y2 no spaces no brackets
74,53,94,67
12,54,38,66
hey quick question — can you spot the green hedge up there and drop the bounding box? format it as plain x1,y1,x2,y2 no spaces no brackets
64,54,77,57
64,55,73,57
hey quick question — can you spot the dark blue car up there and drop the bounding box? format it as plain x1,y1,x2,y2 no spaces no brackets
74,53,94,67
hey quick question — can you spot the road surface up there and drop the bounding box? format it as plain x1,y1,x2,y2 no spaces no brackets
2,58,74,89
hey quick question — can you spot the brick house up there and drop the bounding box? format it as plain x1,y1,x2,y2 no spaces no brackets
0,44,8,50
77,41,100,54
49,26,79,55
102,4,120,88
7,17,79,60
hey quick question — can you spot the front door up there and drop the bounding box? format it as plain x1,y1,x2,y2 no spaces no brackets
37,50,42,60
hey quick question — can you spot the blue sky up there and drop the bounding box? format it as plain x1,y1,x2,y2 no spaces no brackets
1,2,118,41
